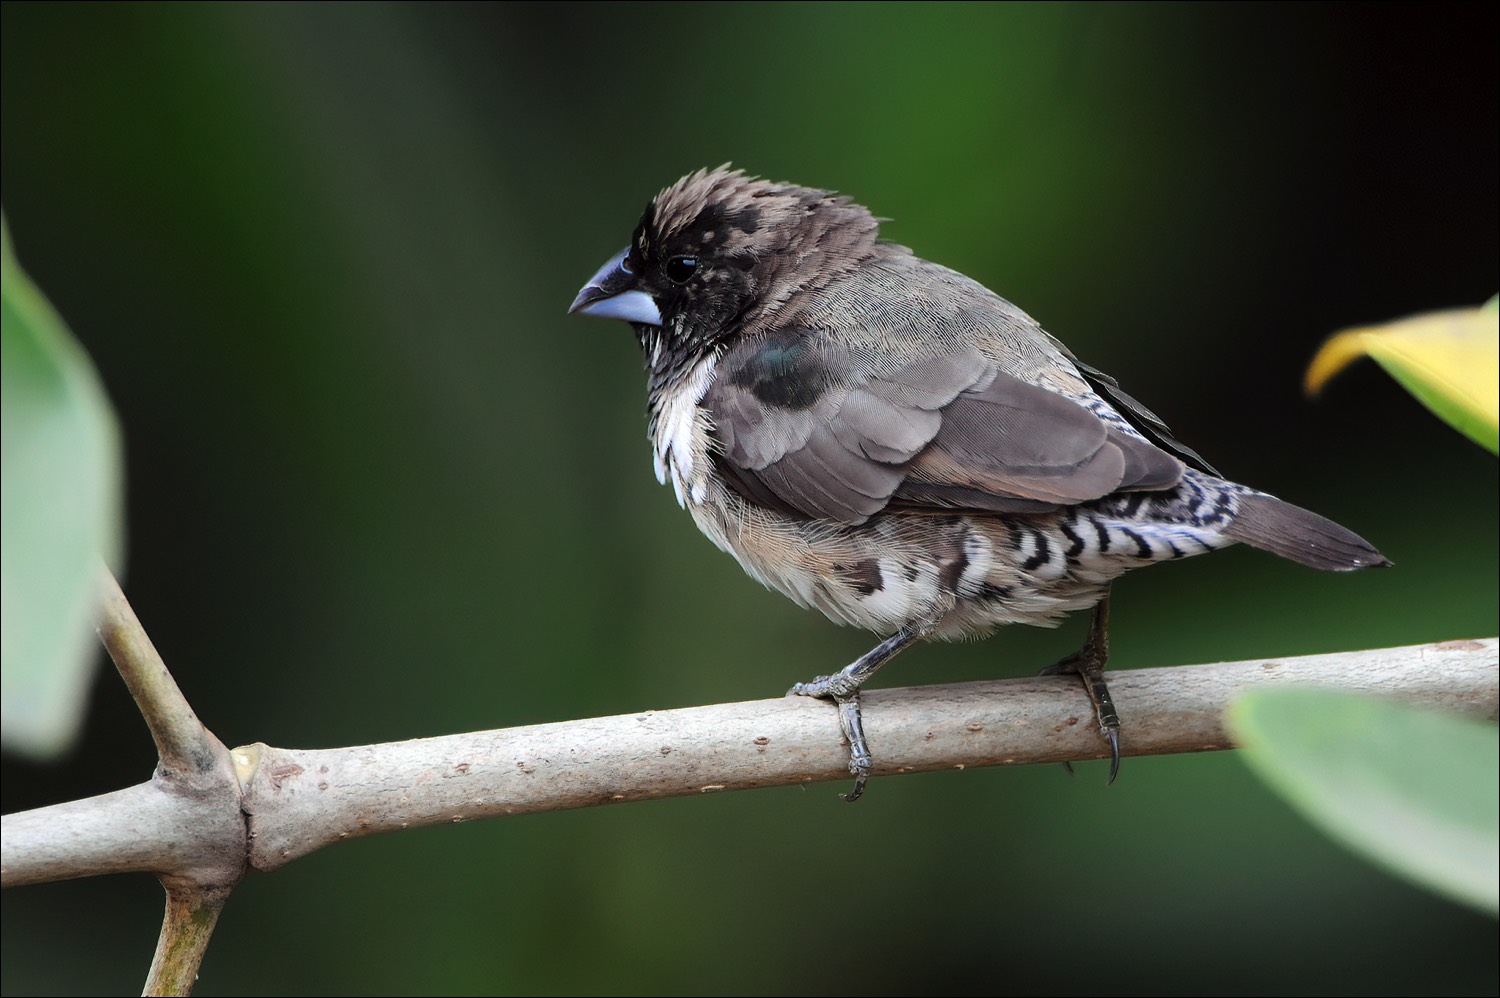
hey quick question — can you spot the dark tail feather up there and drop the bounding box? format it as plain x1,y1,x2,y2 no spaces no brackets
1224,493,1391,571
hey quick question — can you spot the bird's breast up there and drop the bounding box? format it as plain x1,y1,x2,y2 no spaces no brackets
647,353,719,509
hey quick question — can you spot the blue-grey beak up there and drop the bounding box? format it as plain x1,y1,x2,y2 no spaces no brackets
568,248,663,326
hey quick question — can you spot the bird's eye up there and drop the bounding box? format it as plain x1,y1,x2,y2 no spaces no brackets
666,255,699,284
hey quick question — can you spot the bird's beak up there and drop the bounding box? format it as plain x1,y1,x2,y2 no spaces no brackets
568,248,663,326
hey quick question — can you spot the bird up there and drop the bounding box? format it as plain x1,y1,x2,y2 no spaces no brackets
569,166,1388,800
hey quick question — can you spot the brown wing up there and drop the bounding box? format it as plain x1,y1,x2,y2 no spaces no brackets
704,332,1184,524
893,370,1183,513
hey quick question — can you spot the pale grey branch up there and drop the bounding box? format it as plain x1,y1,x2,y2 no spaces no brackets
88,570,246,996
95,568,227,781
236,637,1497,871
4,638,1495,889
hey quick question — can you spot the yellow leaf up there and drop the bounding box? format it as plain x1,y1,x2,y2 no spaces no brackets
1306,300,1499,455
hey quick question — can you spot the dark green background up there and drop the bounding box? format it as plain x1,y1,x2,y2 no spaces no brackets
3,3,1496,995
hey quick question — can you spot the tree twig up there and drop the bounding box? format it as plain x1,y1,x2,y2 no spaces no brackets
89,570,245,996
2,631,1495,995
143,883,231,998
94,567,226,780
6,636,1494,886
230,637,1497,869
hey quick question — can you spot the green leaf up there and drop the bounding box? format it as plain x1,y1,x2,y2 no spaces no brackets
1227,688,1499,916
1306,299,1500,454
1,216,124,757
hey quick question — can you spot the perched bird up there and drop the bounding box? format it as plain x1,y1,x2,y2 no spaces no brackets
570,167,1388,799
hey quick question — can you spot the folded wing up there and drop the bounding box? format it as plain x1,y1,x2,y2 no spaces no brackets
704,333,1185,524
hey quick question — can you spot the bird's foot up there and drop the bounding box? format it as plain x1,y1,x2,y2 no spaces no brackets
1041,593,1121,782
788,671,861,701
1043,650,1122,784
787,625,932,801
789,677,871,802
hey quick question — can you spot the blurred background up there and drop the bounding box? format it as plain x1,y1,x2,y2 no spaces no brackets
3,3,1496,995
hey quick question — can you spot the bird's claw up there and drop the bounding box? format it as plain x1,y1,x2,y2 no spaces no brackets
788,626,931,800
790,680,874,802
1058,717,1118,783
1043,599,1121,784
834,693,872,803
841,771,868,803
788,673,859,700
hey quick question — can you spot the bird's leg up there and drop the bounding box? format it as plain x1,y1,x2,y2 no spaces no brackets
789,622,933,802
1043,588,1121,783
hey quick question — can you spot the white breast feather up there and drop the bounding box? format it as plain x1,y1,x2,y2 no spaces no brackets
652,355,718,508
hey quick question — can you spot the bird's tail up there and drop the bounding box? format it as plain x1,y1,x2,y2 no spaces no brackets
1222,491,1390,571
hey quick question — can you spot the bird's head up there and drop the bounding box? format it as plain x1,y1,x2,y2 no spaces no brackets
569,167,882,357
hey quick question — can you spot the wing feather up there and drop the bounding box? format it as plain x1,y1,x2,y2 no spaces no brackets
704,333,1184,523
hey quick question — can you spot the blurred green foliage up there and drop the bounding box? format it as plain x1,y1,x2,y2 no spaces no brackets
2,3,1496,995
1230,688,1499,916
1,219,123,756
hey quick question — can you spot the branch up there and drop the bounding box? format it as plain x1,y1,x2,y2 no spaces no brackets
92,570,244,997
94,568,228,782
143,884,230,998
7,637,1495,884
227,637,1497,869
5,615,1495,993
